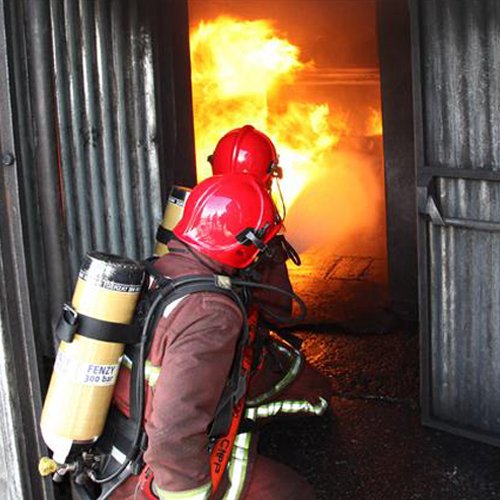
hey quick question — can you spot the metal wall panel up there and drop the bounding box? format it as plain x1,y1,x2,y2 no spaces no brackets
4,0,196,357
50,0,162,276
421,0,500,170
430,178,500,435
412,0,500,445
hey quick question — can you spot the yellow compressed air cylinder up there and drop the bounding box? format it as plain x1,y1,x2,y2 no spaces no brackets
154,186,191,256
40,252,144,463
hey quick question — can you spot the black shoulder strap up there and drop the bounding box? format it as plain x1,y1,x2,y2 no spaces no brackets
155,225,173,246
127,271,249,438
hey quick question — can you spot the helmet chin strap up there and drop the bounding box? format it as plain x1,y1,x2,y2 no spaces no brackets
237,227,272,257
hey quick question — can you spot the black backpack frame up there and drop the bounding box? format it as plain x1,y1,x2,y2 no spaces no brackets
86,260,251,497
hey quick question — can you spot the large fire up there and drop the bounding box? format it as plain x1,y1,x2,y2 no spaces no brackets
190,16,347,207
189,16,384,256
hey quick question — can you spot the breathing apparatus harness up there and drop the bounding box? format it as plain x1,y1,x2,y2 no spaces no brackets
72,252,306,499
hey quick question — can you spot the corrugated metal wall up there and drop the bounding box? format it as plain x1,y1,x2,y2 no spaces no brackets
413,0,500,444
0,0,58,496
421,0,500,169
6,0,196,358
50,0,162,273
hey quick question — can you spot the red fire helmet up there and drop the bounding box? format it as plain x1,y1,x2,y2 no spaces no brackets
208,125,282,183
173,174,282,269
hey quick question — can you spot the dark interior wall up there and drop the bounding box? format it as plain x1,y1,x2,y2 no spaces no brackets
377,0,418,321
157,0,196,190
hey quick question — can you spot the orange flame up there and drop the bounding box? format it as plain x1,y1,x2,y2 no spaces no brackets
189,16,348,208
367,108,383,136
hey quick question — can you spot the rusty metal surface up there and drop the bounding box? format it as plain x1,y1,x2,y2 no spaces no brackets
413,0,500,443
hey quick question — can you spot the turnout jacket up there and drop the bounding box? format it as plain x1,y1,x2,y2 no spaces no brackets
112,242,243,498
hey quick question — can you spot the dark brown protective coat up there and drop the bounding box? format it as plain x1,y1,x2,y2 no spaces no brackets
110,241,323,499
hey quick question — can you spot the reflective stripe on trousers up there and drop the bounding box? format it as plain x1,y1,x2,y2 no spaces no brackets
152,480,212,500
222,431,254,500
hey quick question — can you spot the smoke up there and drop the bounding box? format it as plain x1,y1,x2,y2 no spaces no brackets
284,147,386,258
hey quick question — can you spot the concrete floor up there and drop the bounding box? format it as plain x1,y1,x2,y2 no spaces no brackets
258,330,500,500
287,251,390,330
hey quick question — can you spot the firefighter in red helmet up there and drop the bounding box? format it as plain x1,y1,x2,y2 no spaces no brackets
208,124,283,186
207,125,330,428
106,174,318,500
173,173,281,268
207,126,330,498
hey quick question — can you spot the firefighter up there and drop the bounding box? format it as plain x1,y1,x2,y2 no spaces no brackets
107,173,317,500
155,125,281,257
209,124,330,425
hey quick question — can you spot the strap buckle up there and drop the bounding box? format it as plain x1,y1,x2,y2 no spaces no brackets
63,303,78,324
55,303,79,343
236,226,271,257
214,275,232,290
